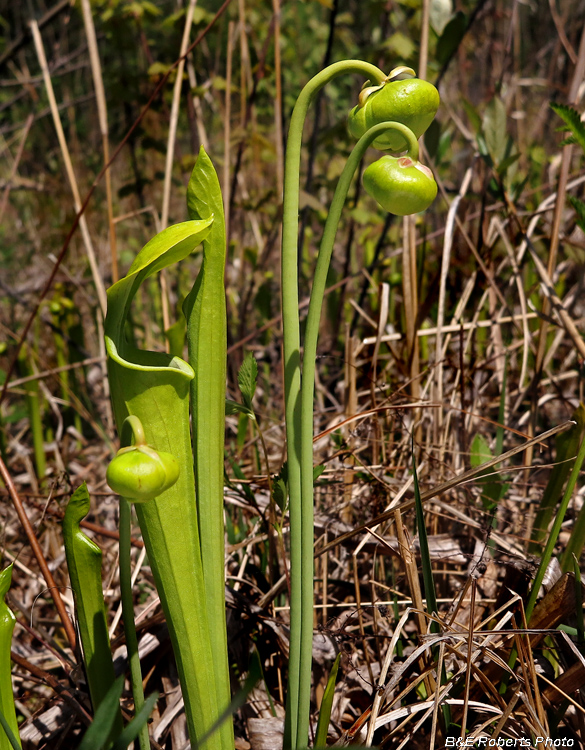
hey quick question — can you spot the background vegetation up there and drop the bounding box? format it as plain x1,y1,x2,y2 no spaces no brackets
1,0,585,747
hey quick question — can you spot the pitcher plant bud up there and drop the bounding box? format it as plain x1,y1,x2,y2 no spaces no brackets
106,444,180,503
363,155,438,216
348,72,440,153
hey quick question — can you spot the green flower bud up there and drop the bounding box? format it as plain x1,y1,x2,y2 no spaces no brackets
106,444,180,503
363,156,437,216
348,77,440,153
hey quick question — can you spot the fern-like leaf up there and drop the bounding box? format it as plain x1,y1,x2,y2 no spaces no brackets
568,195,585,232
551,102,585,153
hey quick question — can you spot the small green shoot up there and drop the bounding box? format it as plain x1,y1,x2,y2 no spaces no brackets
314,653,341,748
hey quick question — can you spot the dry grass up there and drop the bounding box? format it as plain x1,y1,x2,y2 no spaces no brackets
1,1,585,748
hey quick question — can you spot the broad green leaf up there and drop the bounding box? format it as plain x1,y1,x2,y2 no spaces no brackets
193,649,262,749
164,317,186,358
237,352,258,411
0,566,20,750
430,0,452,35
436,11,466,65
63,484,122,735
461,97,481,134
470,434,508,511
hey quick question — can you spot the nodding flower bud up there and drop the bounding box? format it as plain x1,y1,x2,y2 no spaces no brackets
106,444,180,503
363,155,437,216
348,75,440,153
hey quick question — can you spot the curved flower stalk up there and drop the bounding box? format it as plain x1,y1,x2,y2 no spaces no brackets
0,565,20,750
105,148,233,750
281,63,438,749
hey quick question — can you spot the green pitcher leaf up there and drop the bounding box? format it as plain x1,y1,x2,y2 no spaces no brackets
0,565,20,750
105,211,224,748
63,484,122,735
184,147,234,750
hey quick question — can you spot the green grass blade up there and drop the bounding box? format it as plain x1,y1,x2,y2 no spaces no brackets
192,648,262,750
412,437,438,623
184,147,233,750
0,566,21,750
572,555,584,649
526,429,585,621
314,653,341,748
77,676,124,750
0,708,20,750
110,692,158,750
530,405,585,556
63,484,122,736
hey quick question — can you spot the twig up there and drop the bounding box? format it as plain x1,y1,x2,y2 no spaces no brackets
0,455,77,651
30,20,108,316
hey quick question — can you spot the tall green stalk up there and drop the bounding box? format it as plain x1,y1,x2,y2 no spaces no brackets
282,60,440,747
281,60,387,750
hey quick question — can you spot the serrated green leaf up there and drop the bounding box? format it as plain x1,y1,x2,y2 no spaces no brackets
568,195,585,232
551,102,585,153
237,352,258,411
225,399,254,418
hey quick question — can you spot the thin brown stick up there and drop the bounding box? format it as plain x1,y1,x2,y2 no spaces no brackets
224,20,235,234
534,20,585,375
0,455,77,651
11,650,93,724
0,112,34,223
159,0,199,340
30,20,108,317
80,0,117,284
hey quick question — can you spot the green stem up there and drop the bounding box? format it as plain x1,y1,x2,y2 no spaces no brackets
299,124,418,745
281,59,386,750
117,415,148,750
119,498,149,750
